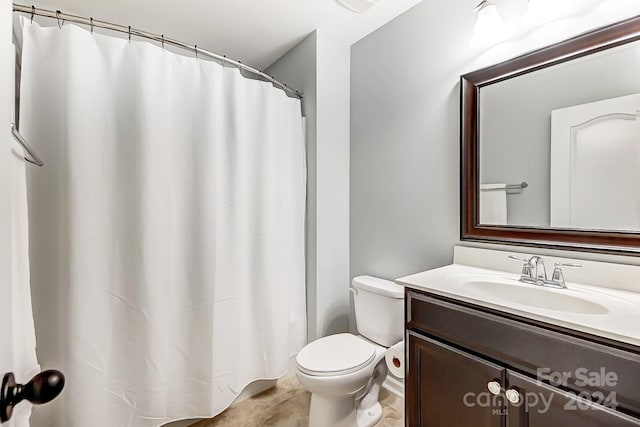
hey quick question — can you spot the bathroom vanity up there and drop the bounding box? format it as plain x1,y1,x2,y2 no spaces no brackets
399,247,640,427
402,11,640,427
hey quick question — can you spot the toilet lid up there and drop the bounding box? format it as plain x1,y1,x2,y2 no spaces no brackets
296,334,376,376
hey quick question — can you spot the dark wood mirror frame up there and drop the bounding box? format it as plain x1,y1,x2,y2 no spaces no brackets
461,15,640,255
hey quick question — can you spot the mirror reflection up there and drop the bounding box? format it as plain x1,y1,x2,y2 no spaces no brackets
479,40,640,232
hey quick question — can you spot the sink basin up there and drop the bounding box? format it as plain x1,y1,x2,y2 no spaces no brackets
460,280,609,315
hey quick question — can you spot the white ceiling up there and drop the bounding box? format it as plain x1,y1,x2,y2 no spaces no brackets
25,0,424,70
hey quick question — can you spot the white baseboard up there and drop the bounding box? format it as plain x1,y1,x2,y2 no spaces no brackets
383,374,404,399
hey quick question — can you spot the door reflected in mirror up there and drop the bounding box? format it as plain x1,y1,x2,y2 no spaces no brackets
478,40,640,232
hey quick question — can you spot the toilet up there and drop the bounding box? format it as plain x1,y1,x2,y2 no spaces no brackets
295,276,404,427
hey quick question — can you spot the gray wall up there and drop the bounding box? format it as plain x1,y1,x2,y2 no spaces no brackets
313,31,351,338
480,42,640,227
350,1,474,281
267,30,351,341
266,32,319,341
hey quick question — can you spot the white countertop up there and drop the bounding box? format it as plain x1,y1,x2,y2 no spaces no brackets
397,262,640,348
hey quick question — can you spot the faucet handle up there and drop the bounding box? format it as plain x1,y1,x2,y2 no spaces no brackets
554,262,582,269
508,255,534,281
508,255,532,264
549,262,582,288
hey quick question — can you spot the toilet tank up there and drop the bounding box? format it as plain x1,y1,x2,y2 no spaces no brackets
352,276,404,347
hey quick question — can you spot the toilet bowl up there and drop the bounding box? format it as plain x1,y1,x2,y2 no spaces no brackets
296,334,388,427
295,276,404,427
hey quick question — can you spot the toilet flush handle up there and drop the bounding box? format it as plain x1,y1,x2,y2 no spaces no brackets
349,287,358,296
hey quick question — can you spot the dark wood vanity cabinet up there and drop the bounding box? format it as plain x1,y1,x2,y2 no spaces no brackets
505,370,638,427
405,289,640,427
407,332,505,427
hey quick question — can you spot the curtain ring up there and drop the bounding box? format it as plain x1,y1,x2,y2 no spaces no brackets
221,54,226,67
194,45,198,59
55,10,63,29
128,25,131,42
30,5,35,23
90,17,94,34
161,34,164,50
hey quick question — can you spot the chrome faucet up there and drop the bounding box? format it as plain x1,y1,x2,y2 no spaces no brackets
508,255,581,289
509,255,546,285
548,262,582,288
529,256,547,285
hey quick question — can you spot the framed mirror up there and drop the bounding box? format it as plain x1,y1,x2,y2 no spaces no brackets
461,15,640,254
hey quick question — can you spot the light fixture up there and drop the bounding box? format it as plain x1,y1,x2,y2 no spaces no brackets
335,0,381,14
469,1,508,49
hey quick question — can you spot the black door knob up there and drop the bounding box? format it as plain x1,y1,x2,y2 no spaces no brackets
0,370,65,423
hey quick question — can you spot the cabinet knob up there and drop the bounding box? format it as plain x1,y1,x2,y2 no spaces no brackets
487,381,501,396
505,388,521,404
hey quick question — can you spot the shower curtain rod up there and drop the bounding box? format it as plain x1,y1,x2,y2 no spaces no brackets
13,3,303,99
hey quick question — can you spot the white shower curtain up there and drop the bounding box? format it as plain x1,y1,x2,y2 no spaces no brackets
19,18,306,427
1,16,40,426
6,144,40,427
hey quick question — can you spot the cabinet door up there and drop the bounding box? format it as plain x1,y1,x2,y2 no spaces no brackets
408,291,640,416
407,331,506,427
506,371,640,427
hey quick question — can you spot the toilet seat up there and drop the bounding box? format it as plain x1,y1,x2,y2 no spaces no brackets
296,334,376,377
